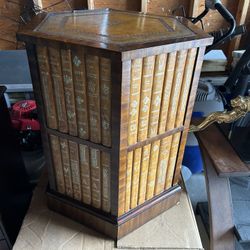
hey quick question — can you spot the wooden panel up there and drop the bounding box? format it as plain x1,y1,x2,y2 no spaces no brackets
195,124,250,176
88,0,141,11
142,0,190,15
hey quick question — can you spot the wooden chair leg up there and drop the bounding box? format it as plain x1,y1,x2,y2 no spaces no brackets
200,146,235,250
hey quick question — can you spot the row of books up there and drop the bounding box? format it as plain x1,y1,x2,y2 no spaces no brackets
49,134,111,213
125,48,197,211
36,45,112,147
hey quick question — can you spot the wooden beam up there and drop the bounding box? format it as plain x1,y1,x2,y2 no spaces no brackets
228,0,250,64
189,0,201,17
87,0,94,9
141,0,147,13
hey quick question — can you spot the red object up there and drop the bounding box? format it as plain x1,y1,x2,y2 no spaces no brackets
11,100,40,131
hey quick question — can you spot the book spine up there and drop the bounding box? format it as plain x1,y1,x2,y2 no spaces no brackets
59,138,73,197
166,50,187,131
175,48,197,127
138,144,151,205
90,148,101,209
72,49,89,139
165,133,181,189
69,141,82,201
148,54,167,138
48,46,68,133
154,136,172,195
130,148,142,209
144,54,167,200
125,151,133,212
158,52,177,133
61,49,78,136
127,58,143,145
146,141,160,200
79,144,91,205
49,135,65,194
101,152,111,212
100,57,112,147
86,55,101,144
36,45,58,129
125,58,142,211
137,56,155,141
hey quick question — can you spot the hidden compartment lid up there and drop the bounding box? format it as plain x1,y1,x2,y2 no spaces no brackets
17,9,213,52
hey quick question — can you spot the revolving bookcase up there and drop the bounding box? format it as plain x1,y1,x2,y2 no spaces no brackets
17,9,213,239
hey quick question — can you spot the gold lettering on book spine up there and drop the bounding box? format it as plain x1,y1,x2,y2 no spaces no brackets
61,49,78,136
72,49,89,139
86,55,101,143
100,58,112,147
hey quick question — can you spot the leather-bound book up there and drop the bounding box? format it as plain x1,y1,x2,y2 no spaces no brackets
36,45,58,129
48,46,68,133
90,148,101,209
100,57,112,147
86,55,101,144
72,48,89,140
79,144,91,205
69,141,82,201
61,49,78,136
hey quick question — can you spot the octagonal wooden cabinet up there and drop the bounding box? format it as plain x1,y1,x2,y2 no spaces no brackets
17,9,213,239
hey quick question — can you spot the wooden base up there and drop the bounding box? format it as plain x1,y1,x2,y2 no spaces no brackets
47,185,181,240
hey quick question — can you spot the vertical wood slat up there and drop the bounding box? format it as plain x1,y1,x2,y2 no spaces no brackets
61,49,78,136
227,0,250,64
111,58,131,216
72,48,89,140
173,47,207,185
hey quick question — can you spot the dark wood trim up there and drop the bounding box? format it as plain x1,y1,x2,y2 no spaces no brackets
46,127,111,153
25,43,56,190
110,56,128,216
47,184,181,239
117,185,181,225
200,144,235,250
127,126,184,152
